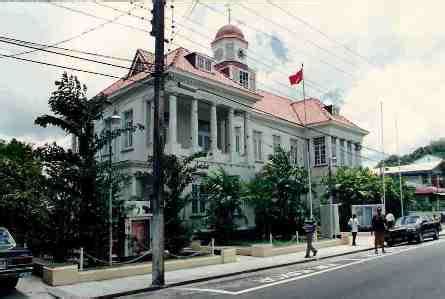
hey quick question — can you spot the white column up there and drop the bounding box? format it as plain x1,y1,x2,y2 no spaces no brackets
244,111,253,164
351,141,357,167
168,94,178,153
326,136,332,165
191,98,199,151
228,108,235,161
336,138,341,166
210,102,218,154
355,143,362,166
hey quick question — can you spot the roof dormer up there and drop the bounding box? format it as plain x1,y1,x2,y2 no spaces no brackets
185,52,214,72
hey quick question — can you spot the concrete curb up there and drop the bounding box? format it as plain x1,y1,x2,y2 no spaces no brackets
51,231,445,298
94,246,374,299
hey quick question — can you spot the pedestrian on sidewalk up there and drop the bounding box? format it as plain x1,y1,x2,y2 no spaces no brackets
303,219,317,258
348,214,360,246
372,207,386,254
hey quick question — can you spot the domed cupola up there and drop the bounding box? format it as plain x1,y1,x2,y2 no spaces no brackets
211,24,248,69
211,23,255,90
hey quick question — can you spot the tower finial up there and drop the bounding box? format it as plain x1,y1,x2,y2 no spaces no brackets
225,3,231,24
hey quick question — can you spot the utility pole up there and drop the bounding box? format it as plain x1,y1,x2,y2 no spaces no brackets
151,0,165,287
328,157,334,238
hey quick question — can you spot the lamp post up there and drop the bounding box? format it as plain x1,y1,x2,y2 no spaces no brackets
107,111,121,266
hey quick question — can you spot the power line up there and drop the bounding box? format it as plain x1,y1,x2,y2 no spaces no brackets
0,36,154,74
0,51,154,89
93,1,149,21
267,0,376,68
5,5,133,59
4,36,133,63
235,2,358,68
0,51,126,80
175,21,328,96
48,2,151,35
171,76,390,157
93,1,329,97
197,1,356,79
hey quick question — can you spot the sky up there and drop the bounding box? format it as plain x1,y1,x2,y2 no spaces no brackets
0,0,444,166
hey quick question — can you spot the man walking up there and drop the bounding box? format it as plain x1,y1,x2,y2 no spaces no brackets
348,214,360,246
303,219,317,258
372,207,386,254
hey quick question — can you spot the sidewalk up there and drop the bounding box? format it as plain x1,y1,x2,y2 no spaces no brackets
48,234,375,299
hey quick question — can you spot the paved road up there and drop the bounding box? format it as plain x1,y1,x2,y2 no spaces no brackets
123,238,445,299
1,275,52,299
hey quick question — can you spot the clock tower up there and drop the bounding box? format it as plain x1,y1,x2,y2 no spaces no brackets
211,24,249,72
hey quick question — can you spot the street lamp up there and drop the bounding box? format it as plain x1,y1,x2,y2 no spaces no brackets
107,110,121,266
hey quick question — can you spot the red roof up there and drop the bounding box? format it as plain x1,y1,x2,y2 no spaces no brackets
99,47,365,132
415,186,445,195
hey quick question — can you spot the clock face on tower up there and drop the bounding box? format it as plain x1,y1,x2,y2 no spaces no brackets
238,49,246,60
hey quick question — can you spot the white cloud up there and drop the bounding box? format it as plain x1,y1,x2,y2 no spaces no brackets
1,0,445,163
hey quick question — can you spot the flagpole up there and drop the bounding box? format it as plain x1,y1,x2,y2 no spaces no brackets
380,101,386,213
302,63,313,220
395,117,404,217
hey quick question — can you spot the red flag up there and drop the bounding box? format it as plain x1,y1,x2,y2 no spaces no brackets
289,69,303,85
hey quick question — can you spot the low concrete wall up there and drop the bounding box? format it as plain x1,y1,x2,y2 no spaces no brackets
43,265,79,286
43,249,237,287
239,234,349,258
236,247,252,256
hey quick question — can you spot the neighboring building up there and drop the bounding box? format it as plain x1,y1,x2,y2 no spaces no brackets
94,24,368,255
379,155,445,208
382,155,445,189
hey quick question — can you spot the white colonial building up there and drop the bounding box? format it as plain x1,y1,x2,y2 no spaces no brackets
93,24,368,253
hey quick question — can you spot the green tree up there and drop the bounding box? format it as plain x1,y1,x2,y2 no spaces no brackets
202,167,244,242
379,138,445,167
0,139,48,252
246,147,310,239
35,73,109,257
324,167,415,230
143,152,206,254
35,73,141,261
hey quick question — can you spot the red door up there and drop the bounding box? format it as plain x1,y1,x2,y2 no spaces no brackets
131,220,149,254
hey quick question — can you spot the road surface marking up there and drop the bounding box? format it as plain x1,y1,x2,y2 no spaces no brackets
175,239,444,296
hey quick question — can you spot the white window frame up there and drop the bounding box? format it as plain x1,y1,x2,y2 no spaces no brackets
273,135,281,152
339,139,345,166
226,42,235,59
191,184,207,215
290,138,298,165
347,141,353,166
123,109,133,149
313,136,326,166
239,70,249,89
253,131,263,161
235,126,241,153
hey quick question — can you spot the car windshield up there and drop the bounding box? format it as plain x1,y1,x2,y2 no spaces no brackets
0,228,16,250
395,216,420,226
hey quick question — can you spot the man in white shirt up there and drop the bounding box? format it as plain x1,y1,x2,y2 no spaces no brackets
386,212,395,229
348,214,360,246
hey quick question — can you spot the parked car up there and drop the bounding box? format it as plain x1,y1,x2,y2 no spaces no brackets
0,227,33,292
385,215,441,246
